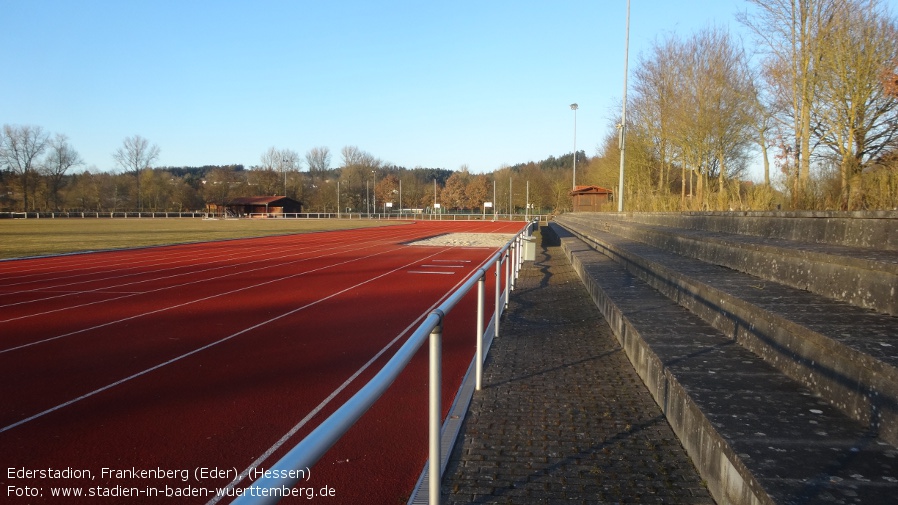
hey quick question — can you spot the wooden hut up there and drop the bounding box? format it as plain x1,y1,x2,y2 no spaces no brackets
208,196,302,217
570,185,613,212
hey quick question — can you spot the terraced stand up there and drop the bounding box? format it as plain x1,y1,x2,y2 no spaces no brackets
553,212,898,505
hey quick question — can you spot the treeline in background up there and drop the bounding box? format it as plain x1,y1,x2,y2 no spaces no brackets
3,0,898,214
0,134,586,215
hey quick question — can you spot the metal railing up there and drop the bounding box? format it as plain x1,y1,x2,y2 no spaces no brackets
242,212,550,222
233,220,538,505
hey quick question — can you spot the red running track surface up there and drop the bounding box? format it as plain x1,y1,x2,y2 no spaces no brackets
0,220,527,504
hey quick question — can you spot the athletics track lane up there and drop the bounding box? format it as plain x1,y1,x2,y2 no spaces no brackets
1,221,525,504
0,226,420,350
0,226,409,326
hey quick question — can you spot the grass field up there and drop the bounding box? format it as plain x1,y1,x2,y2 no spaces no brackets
0,218,403,259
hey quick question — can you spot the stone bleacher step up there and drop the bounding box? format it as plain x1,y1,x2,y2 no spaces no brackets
556,215,898,449
564,213,898,316
572,211,898,251
550,223,898,505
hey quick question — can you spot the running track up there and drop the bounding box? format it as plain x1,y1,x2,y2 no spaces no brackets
0,220,526,504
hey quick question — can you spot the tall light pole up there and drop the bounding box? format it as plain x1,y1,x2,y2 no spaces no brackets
618,0,630,213
570,103,578,190
526,180,530,221
509,177,513,217
282,158,289,196
493,179,497,221
371,170,377,217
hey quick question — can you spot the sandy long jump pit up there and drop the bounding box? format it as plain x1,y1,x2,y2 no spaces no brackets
406,233,516,248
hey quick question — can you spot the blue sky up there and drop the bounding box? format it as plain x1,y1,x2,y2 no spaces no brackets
1,1,804,178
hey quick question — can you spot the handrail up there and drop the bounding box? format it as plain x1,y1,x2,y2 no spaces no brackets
232,220,537,505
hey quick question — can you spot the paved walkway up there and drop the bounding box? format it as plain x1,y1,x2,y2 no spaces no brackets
441,227,714,504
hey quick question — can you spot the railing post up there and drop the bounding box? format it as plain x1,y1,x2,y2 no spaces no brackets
429,315,443,505
494,258,501,337
476,274,485,391
511,240,518,291
504,249,510,309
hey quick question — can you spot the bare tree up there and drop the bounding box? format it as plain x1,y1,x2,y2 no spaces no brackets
740,0,837,205
747,73,776,187
628,28,754,209
42,134,83,210
305,146,331,174
202,167,242,215
632,34,682,196
697,28,755,205
259,147,300,197
812,0,898,209
112,135,159,211
340,145,365,168
259,146,280,172
339,146,382,212
247,166,281,196
1,124,50,211
280,149,301,200
304,146,331,208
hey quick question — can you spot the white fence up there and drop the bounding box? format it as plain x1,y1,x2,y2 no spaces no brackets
1,211,550,222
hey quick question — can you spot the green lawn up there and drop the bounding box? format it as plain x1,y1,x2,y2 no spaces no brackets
0,218,402,259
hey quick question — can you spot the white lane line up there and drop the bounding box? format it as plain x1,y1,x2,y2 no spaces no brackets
209,247,473,503
207,304,429,504
0,246,453,434
0,243,399,353
419,264,465,268
407,271,455,275
0,225,365,283
0,223,412,293
0,227,415,310
16,290,146,295
0,241,263,287
0,229,415,327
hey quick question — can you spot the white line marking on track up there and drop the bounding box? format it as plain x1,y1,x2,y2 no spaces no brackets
0,229,417,334
25,290,146,295
209,247,475,502
407,271,455,275
207,303,432,504
0,227,415,311
0,246,456,434
0,245,394,353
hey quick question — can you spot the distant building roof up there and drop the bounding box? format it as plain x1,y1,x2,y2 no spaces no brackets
570,185,613,196
225,196,295,205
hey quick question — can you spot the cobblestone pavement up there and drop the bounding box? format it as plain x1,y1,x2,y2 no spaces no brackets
441,227,714,504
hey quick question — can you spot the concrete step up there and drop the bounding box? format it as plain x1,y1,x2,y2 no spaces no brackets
576,211,898,251
555,214,898,448
561,213,898,316
549,222,898,505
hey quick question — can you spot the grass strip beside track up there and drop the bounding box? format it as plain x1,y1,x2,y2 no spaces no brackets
0,218,402,259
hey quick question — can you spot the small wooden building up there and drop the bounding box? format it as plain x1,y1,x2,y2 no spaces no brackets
208,196,302,217
570,185,614,212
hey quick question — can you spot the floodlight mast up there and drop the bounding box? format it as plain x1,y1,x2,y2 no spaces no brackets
570,103,578,191
618,0,630,213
